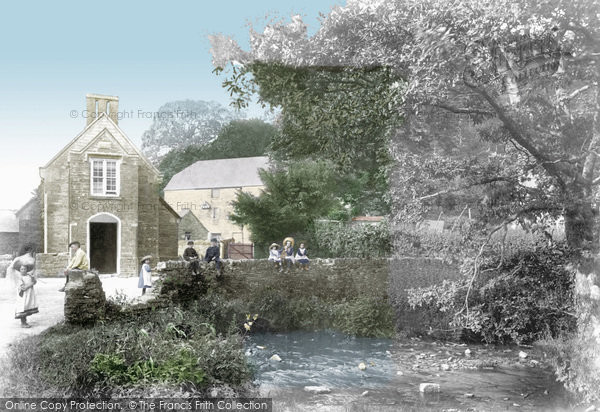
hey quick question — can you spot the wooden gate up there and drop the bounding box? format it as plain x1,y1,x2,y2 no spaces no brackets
227,243,254,259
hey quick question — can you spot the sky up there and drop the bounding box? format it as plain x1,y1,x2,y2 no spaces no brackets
0,0,343,210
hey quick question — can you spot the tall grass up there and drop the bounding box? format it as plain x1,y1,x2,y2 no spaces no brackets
1,305,253,397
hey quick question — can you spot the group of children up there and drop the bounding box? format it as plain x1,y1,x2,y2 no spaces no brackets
8,237,303,328
268,238,309,271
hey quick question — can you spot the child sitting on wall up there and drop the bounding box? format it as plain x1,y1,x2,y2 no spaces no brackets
295,242,310,270
268,243,282,271
204,238,222,274
282,239,295,271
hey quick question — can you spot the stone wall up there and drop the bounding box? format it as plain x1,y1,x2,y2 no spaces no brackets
136,163,159,269
177,211,209,243
35,252,69,277
218,258,390,301
64,269,106,324
153,257,454,334
158,199,179,261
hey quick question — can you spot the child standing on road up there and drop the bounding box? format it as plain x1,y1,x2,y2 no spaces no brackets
138,255,152,295
14,262,38,328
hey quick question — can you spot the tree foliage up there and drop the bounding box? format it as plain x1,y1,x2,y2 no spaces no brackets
141,100,242,164
159,119,276,192
211,0,600,250
230,160,342,247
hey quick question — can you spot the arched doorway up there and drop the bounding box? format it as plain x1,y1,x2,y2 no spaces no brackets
87,213,120,274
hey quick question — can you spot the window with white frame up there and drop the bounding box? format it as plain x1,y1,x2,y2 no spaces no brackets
90,158,120,196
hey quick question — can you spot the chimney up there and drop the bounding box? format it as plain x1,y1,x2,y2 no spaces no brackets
85,93,119,125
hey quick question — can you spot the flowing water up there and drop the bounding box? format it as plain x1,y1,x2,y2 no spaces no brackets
245,331,579,411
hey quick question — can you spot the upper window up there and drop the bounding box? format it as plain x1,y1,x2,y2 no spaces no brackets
90,158,120,196
211,188,220,198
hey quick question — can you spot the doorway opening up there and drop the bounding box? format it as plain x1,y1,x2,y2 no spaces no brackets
88,213,120,274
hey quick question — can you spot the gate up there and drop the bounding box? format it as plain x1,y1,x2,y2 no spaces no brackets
228,243,254,260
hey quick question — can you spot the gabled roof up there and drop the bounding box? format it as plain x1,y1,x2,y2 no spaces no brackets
40,112,159,176
159,197,181,220
164,156,269,191
16,197,37,217
0,210,19,232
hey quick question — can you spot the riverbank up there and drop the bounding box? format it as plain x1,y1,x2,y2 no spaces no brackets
0,268,586,410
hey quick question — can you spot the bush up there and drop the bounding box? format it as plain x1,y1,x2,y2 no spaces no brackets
312,220,392,258
393,219,558,263
404,244,576,344
538,334,600,403
333,296,396,338
3,305,251,396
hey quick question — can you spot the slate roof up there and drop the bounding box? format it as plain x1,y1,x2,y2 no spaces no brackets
0,210,19,232
164,156,269,191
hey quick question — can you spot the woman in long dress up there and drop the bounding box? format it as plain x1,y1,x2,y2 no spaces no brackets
7,243,36,286
138,255,152,295
13,262,38,327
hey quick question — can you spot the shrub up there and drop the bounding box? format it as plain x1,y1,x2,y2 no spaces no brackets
404,244,576,344
538,334,600,403
312,220,392,258
333,296,396,338
4,305,251,396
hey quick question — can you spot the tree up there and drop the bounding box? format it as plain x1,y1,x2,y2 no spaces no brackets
211,0,600,248
141,100,242,164
210,21,403,216
230,159,342,248
159,119,277,191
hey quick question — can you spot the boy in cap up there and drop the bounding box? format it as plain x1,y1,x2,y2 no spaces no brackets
204,238,222,273
59,241,89,292
183,240,200,275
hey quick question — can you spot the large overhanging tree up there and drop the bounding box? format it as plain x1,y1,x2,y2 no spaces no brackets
211,0,600,395
211,0,600,250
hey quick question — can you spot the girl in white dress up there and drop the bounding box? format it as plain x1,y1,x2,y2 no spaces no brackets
138,255,152,295
14,262,38,328
295,243,310,270
268,243,282,271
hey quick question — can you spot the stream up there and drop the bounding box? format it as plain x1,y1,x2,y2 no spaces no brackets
245,331,577,411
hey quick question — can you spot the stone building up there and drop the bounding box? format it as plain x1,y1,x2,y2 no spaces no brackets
163,156,268,245
37,93,179,276
178,209,209,242
16,197,42,253
0,210,19,255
